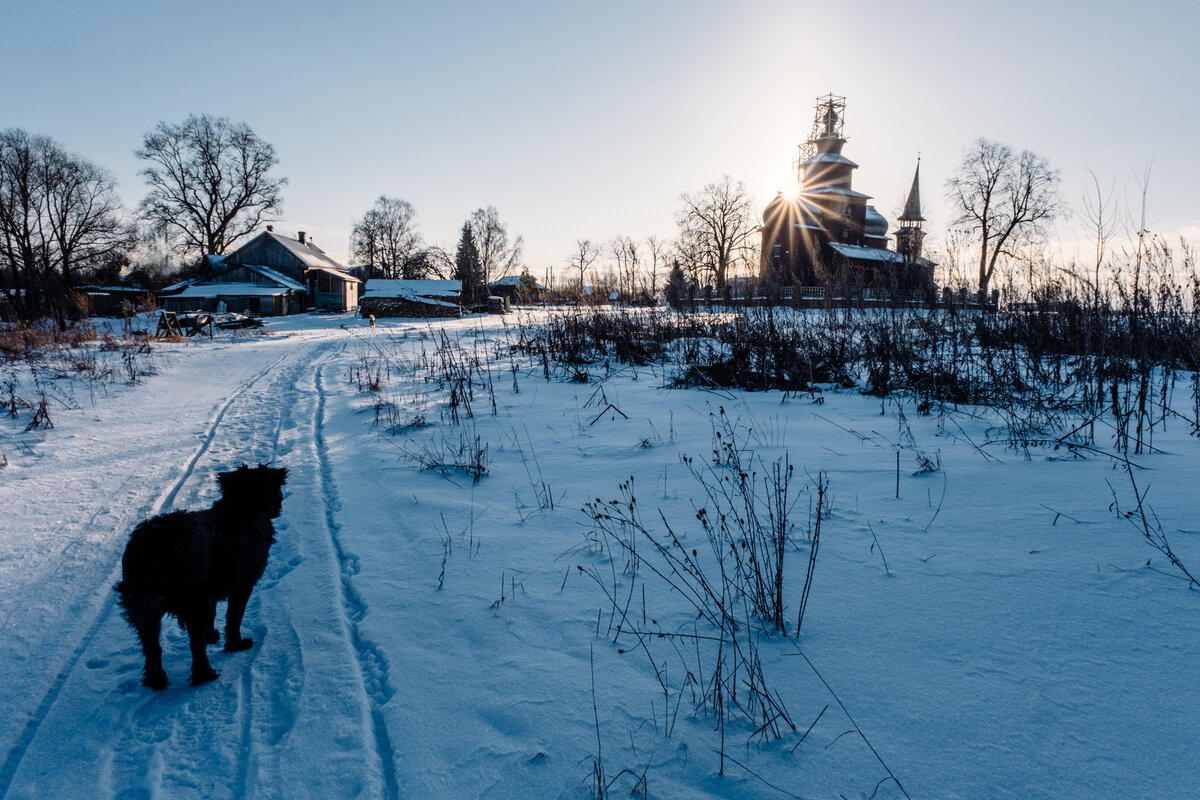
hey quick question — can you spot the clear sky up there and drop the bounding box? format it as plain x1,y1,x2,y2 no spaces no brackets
7,0,1198,277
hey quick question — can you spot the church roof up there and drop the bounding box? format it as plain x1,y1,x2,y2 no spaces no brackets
800,151,859,168
898,161,925,222
802,186,873,199
828,242,911,263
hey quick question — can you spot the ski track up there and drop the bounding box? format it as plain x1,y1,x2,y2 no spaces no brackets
100,340,328,800
314,362,399,799
0,334,387,800
0,346,296,800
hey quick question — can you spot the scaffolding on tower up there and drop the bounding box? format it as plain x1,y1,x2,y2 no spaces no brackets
796,93,847,172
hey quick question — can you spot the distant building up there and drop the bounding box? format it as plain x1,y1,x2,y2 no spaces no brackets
761,95,934,293
488,274,546,304
75,285,152,317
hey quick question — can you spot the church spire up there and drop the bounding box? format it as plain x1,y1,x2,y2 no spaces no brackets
898,158,924,223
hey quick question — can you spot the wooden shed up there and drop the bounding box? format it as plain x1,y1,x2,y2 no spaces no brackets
359,280,462,318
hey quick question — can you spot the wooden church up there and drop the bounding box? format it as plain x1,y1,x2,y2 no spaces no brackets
760,94,934,293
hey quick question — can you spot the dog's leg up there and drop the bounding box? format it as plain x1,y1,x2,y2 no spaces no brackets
224,583,255,652
129,605,168,690
186,604,220,685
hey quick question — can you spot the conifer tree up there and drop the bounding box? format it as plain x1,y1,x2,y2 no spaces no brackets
665,262,688,309
453,222,483,306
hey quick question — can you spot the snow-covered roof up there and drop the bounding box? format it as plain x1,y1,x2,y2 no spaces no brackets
802,186,873,199
172,263,307,297
306,267,361,283
160,276,201,293
490,275,546,290
268,233,344,269
236,264,307,292
76,285,147,294
828,243,911,263
368,293,460,310
226,231,346,271
363,279,461,298
171,283,298,299
800,152,859,168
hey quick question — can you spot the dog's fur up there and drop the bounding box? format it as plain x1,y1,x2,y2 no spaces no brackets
116,464,288,689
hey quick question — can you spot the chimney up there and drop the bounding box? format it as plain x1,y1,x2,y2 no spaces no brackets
298,231,307,245
267,224,274,232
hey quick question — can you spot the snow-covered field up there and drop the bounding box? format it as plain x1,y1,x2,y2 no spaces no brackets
1,310,1197,800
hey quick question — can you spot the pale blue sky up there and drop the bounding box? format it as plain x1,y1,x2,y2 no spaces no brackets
7,0,1198,275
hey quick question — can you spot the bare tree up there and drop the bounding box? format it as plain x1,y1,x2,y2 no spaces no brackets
468,206,523,290
350,196,422,278
946,138,1064,294
136,114,286,259
402,246,453,280
675,175,758,289
1077,167,1122,306
0,128,133,322
644,235,669,298
566,238,599,295
45,151,133,291
607,235,641,297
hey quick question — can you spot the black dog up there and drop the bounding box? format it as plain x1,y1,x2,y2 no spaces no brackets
116,464,288,689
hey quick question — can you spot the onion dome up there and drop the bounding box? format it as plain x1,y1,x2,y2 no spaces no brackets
864,205,888,237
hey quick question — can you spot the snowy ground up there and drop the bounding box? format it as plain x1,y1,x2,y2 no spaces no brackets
1,310,1198,800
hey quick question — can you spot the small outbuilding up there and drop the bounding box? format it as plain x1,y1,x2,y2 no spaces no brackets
488,274,546,305
359,280,462,318
75,285,153,317
307,267,361,312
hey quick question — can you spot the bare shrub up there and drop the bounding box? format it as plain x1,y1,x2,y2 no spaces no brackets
579,417,828,771
401,430,489,483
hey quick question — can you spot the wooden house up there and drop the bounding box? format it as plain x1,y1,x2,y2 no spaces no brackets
160,263,308,316
222,227,360,312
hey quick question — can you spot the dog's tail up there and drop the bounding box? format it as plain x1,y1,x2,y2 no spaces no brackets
114,581,167,622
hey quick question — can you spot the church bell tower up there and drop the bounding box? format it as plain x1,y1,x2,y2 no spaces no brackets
894,159,926,261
